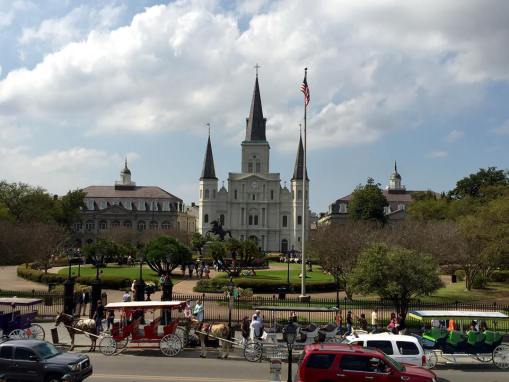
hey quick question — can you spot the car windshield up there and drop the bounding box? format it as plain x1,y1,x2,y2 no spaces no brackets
384,354,405,372
34,342,61,359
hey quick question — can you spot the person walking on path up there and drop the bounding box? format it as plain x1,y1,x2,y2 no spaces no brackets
188,262,195,279
371,309,378,333
241,316,250,346
93,299,105,333
193,299,204,323
345,311,353,336
357,313,368,331
204,264,210,279
335,310,343,336
122,290,131,302
78,288,90,317
106,310,115,331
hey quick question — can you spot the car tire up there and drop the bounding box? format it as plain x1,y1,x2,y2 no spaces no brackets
44,374,63,382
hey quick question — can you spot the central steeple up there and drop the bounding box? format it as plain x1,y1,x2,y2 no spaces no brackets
245,72,267,142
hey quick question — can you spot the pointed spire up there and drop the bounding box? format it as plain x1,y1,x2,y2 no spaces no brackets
121,158,131,175
245,71,267,141
394,160,397,172
200,133,217,180
292,133,309,181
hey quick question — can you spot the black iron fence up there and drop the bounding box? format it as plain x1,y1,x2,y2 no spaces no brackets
1,289,508,331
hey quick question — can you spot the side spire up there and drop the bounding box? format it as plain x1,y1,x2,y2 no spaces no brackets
200,129,217,180
292,132,309,181
245,69,267,141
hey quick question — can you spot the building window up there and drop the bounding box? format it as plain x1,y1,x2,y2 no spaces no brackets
255,162,261,173
204,214,209,223
149,221,158,230
111,220,120,228
200,189,202,199
73,222,83,231
85,221,95,231
240,235,244,241
298,236,301,242
137,221,146,231
241,208,245,225
220,214,225,225
297,215,302,225
270,190,274,200
99,221,107,230
100,201,107,209
177,221,180,231
252,194,255,201
123,220,132,228
213,189,216,199
282,215,288,227
204,189,209,199
248,162,253,172
281,239,288,253
254,215,258,225
234,189,238,199
248,215,253,225
161,221,171,230
297,190,302,200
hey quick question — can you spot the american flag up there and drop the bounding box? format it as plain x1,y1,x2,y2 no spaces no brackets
300,71,310,107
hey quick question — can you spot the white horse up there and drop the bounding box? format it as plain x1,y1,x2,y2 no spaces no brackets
192,319,231,359
55,312,97,351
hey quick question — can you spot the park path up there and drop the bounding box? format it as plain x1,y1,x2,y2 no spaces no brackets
0,265,48,292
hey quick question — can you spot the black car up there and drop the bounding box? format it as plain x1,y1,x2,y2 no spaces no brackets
0,340,92,382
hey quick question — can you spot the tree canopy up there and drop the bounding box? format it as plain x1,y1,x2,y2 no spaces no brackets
348,178,388,224
350,244,443,317
144,235,192,276
448,167,509,200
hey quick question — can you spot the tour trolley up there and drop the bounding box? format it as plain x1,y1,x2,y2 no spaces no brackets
0,297,45,340
409,310,509,369
98,300,187,357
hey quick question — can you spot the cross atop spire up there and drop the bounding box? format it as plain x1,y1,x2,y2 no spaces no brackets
254,63,260,77
207,122,211,137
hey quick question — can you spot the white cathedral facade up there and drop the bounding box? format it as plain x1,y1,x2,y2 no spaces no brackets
198,74,309,253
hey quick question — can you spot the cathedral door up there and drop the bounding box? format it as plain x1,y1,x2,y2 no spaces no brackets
281,239,288,253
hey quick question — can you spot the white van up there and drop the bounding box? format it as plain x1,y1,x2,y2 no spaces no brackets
345,333,426,367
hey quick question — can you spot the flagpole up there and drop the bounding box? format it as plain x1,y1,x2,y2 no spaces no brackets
300,67,308,300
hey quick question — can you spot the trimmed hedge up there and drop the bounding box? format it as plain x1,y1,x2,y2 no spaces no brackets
17,264,147,290
490,270,509,282
194,276,338,293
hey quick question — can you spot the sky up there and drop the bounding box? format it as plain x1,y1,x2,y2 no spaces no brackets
0,0,508,213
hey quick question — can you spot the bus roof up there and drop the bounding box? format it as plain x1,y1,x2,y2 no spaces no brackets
408,310,509,320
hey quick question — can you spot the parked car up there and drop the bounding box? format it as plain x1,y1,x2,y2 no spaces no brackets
345,333,427,367
0,340,92,382
296,343,438,382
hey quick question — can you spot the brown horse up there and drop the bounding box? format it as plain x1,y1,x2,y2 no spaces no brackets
191,319,231,359
55,312,97,351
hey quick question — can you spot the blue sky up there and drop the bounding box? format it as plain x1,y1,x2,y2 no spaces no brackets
0,0,508,212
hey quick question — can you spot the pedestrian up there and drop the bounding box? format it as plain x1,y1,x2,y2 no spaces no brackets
289,311,298,324
181,263,186,276
241,316,250,346
199,262,204,279
204,264,210,279
93,299,104,333
122,290,131,302
358,313,368,331
193,299,204,323
184,300,192,320
106,309,115,331
250,313,263,339
371,309,378,333
387,313,398,334
397,313,406,335
78,288,90,317
345,311,353,336
188,262,195,278
101,291,107,307
131,280,137,295
335,310,343,336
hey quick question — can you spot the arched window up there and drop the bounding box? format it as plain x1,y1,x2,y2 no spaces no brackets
234,190,238,199
282,215,288,227
111,220,120,228
270,190,274,200
297,215,302,225
254,215,259,225
205,189,210,199
85,221,95,231
248,215,253,225
297,190,302,200
220,214,225,225
137,221,146,231
255,161,261,173
204,214,209,223
161,221,171,230
248,162,253,172
99,221,107,230
123,220,132,228
149,221,158,230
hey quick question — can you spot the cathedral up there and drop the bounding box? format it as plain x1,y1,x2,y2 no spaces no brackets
198,74,309,253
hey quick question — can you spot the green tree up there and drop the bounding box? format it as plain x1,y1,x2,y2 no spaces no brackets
350,244,443,317
348,178,388,224
53,189,86,229
0,181,55,223
449,167,509,200
144,235,192,277
191,232,208,256
206,238,262,277
0,202,11,221
407,197,450,221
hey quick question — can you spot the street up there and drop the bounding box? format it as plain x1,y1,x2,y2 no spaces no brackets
83,350,509,382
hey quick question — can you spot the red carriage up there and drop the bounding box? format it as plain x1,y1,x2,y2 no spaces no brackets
98,301,186,357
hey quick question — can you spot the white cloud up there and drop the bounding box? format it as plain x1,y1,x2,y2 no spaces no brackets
0,146,139,194
445,129,464,142
0,0,508,152
427,150,448,158
493,120,509,135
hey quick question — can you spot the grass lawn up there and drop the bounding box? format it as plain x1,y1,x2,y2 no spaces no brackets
426,281,509,304
57,265,183,284
216,266,334,284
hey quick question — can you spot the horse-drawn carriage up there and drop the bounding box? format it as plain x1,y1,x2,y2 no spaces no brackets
409,310,509,369
0,297,45,340
98,301,186,357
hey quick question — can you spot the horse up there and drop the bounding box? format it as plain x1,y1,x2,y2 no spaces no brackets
191,319,231,359
55,312,97,352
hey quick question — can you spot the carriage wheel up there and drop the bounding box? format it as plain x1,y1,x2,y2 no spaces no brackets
474,353,493,363
493,344,509,369
115,337,129,350
175,326,188,347
160,334,182,357
8,329,27,340
424,351,438,369
99,335,118,356
244,342,263,362
27,324,45,340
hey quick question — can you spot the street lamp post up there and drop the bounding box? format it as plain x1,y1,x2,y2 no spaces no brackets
90,251,103,319
134,251,146,302
77,249,82,278
283,322,297,382
335,266,341,309
226,278,235,340
63,250,75,315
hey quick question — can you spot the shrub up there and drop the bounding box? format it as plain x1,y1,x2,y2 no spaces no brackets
472,274,489,289
194,277,338,293
490,270,509,282
454,269,465,282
